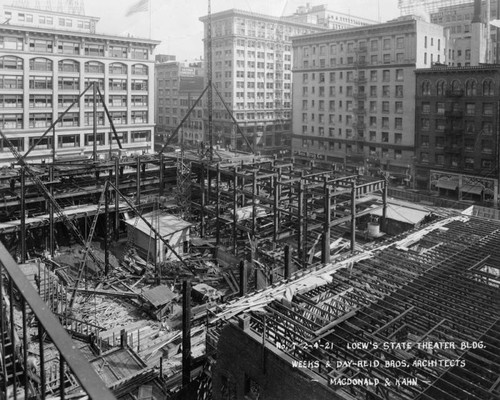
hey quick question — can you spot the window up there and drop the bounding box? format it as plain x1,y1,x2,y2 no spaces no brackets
58,59,79,73
383,38,391,50
131,130,151,142
58,77,79,90
109,63,127,74
421,135,429,148
0,113,23,129
29,136,52,150
370,70,377,82
395,118,402,130
382,101,390,113
465,79,477,96
58,134,80,147
422,102,430,113
436,80,446,96
382,131,388,142
131,111,148,124
396,37,404,49
483,103,494,116
109,45,127,58
109,79,127,91
395,69,403,81
0,56,23,70
370,40,378,51
131,79,148,91
83,112,104,127
0,37,23,50
84,43,104,57
395,85,403,97
382,86,390,97
29,113,52,128
436,119,445,130
382,117,389,128
132,64,148,75
57,41,79,55
85,61,104,74
483,79,495,96
29,58,52,71
395,101,403,113
131,95,147,106
0,94,22,108
29,39,53,53
436,102,445,114
422,80,431,95
383,70,390,82
29,94,51,108
131,47,148,59
465,103,475,115
29,76,52,89
84,132,105,146
369,101,377,112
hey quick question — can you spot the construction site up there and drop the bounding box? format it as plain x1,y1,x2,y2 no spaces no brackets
0,78,499,399
1,0,500,399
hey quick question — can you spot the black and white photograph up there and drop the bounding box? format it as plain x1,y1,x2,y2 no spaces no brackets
0,0,499,399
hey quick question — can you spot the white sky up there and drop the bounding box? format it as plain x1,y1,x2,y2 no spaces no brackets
90,0,399,61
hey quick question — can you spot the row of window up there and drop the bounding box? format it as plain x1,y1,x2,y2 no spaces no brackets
302,84,404,98
0,75,148,91
419,153,492,170
421,120,493,134
421,78,495,96
0,130,151,152
4,10,91,30
303,113,404,127
0,112,149,129
303,69,405,84
0,36,150,60
0,56,149,74
421,101,495,116
0,94,148,108
300,140,404,159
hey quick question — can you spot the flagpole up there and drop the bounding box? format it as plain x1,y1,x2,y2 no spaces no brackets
149,0,151,39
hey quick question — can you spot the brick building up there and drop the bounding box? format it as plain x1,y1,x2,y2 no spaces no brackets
415,65,499,203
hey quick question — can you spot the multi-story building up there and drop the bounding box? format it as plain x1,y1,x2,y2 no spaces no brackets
285,3,375,30
414,65,499,203
199,7,375,155
155,57,205,151
291,16,445,183
429,0,497,66
0,3,159,164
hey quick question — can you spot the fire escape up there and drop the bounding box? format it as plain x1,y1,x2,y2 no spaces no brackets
444,87,465,170
348,44,368,173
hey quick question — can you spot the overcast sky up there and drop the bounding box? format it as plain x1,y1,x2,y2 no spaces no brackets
86,0,401,61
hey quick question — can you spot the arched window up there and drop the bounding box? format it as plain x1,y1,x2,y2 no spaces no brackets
421,80,431,96
451,79,462,94
132,64,148,75
58,59,79,73
29,57,52,72
0,56,23,70
465,79,477,96
109,62,127,75
483,79,495,96
84,61,104,74
436,80,446,96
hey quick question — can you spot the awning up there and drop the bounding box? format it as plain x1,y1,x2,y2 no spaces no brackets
436,180,458,190
461,184,483,195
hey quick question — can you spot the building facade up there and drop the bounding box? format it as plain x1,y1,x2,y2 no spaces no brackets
429,0,497,66
291,17,445,182
199,9,346,155
284,3,375,30
0,3,159,164
414,65,499,203
155,58,205,151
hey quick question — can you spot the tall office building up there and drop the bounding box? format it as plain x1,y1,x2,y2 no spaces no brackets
199,6,376,155
155,57,205,150
291,16,445,184
0,3,159,164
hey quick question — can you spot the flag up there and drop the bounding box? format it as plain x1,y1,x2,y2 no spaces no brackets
125,0,149,17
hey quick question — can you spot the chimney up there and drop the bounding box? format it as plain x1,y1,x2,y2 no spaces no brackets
472,0,482,23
